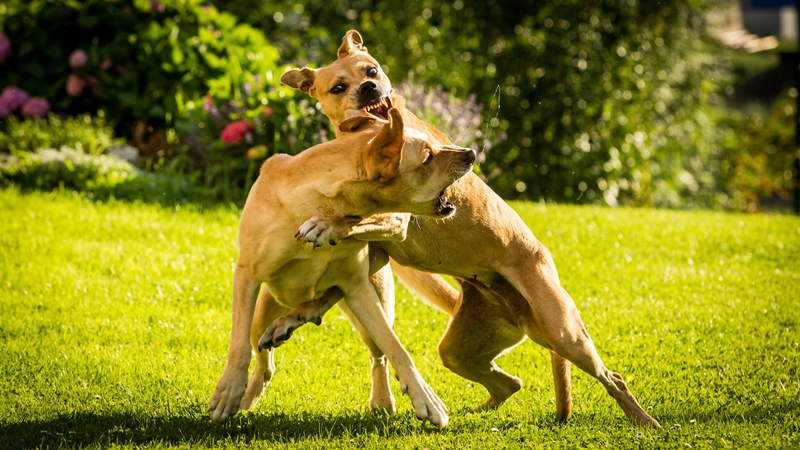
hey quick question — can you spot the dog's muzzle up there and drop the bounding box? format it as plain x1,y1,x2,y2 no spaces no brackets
358,82,393,120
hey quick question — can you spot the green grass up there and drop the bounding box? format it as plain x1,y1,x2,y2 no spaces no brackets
1,187,798,449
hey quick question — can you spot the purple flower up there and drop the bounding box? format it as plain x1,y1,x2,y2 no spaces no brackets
20,97,50,118
0,34,11,64
69,49,88,69
0,86,30,117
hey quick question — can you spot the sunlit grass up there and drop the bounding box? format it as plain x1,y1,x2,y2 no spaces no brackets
1,188,798,449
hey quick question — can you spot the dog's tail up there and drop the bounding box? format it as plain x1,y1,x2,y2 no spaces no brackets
389,259,459,315
551,351,573,420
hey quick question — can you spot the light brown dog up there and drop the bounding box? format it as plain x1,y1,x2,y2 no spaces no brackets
252,30,660,428
208,108,476,427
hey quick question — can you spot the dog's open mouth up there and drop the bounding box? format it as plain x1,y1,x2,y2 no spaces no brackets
436,190,455,217
360,96,393,120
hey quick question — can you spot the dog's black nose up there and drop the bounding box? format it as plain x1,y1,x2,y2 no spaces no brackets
464,149,477,164
359,81,378,96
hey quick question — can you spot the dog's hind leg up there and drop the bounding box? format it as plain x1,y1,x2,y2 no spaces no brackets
337,263,397,414
240,287,291,411
550,351,573,421
437,282,526,409
507,247,660,428
258,287,343,350
390,260,460,315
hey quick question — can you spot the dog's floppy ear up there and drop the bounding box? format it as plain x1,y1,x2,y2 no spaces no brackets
338,30,368,58
280,68,316,93
363,108,405,182
340,109,379,133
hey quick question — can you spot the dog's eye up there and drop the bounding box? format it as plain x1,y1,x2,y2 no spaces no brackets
330,84,347,94
423,151,434,165
367,67,378,77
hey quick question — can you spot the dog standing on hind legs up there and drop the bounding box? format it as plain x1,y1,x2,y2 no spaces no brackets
248,30,661,428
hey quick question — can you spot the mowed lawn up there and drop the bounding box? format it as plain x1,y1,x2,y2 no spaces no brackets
0,187,798,449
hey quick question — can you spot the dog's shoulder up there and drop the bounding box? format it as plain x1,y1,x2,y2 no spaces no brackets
259,152,293,175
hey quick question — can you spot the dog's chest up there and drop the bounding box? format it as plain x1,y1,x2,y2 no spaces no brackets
265,244,369,307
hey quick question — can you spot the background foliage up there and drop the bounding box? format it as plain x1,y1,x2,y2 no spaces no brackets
0,0,332,202
0,0,797,209
219,0,796,210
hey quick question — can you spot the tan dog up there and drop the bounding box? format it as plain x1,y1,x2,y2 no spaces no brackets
254,31,660,428
208,108,476,427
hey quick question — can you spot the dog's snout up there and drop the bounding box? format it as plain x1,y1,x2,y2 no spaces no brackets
359,81,378,96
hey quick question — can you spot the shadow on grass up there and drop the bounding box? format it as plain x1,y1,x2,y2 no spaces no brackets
3,398,796,448
0,409,447,449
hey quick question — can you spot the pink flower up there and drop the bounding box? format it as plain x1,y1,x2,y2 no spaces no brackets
20,97,50,118
0,34,11,64
69,49,88,68
66,74,86,97
100,58,113,70
203,94,213,110
0,86,29,117
262,107,274,116
221,120,253,144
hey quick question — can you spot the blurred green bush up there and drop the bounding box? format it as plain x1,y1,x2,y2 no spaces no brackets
222,0,788,209
0,0,795,210
0,112,121,156
0,146,204,205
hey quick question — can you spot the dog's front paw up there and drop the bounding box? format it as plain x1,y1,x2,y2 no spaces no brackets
209,370,248,423
295,216,361,248
400,374,450,429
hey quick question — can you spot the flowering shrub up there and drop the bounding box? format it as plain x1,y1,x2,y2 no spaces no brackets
174,71,332,201
0,0,284,138
0,0,332,202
